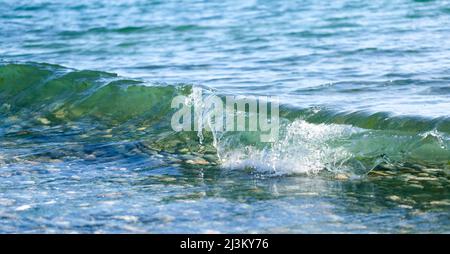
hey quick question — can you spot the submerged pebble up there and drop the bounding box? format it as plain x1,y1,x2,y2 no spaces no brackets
178,148,189,153
412,176,438,182
398,204,413,209
37,117,51,125
430,200,450,206
186,159,209,166
368,170,391,177
408,184,424,189
387,195,401,202
334,173,349,180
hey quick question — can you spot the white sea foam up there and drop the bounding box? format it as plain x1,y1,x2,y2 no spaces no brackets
218,120,360,175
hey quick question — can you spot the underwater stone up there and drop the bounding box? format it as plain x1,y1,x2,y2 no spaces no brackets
430,200,450,206
178,148,189,153
160,176,177,182
203,155,218,163
334,173,349,180
386,195,401,202
368,171,391,177
413,176,438,181
398,204,413,209
409,184,424,189
54,110,66,119
186,159,209,165
37,117,51,125
421,168,442,174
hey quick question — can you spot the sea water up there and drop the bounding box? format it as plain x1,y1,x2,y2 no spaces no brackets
0,0,449,233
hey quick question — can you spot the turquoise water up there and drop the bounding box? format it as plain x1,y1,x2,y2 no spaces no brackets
0,0,450,233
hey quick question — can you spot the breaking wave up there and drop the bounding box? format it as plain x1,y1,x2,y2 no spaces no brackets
1,62,449,176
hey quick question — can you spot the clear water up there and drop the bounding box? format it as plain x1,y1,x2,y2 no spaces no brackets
0,0,449,233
